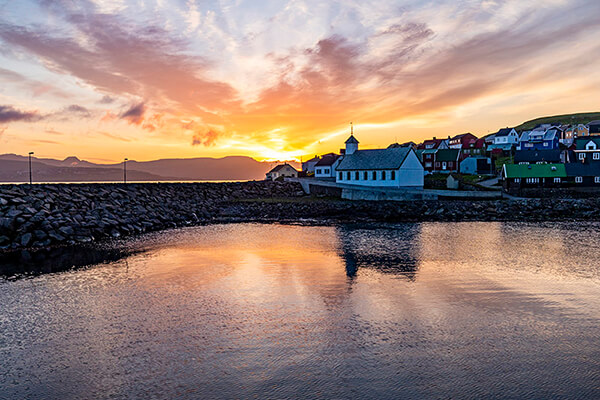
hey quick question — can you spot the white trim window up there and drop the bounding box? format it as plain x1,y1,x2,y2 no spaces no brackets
595,177,600,184
579,153,586,160
554,177,561,183
594,153,600,160
576,176,583,183
514,178,521,183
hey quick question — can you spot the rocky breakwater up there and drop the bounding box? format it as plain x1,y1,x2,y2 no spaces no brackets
0,181,306,251
220,197,600,223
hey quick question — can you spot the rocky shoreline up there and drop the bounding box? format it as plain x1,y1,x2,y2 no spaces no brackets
2,181,600,254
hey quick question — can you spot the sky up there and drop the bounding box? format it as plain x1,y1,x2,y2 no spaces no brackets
0,0,599,163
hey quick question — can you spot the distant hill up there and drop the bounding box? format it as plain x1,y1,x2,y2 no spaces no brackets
0,154,300,183
512,112,600,131
0,160,170,183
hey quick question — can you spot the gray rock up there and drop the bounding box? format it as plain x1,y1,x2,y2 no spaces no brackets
59,226,75,236
34,230,48,240
20,233,32,247
48,232,66,242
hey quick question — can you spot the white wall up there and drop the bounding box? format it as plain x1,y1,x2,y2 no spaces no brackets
334,150,424,188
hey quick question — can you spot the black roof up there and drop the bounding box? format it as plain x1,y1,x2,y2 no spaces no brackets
345,135,359,144
514,149,561,163
565,163,600,177
495,128,514,137
315,154,339,166
336,147,412,171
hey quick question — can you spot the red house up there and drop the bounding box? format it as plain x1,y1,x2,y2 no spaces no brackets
448,133,478,149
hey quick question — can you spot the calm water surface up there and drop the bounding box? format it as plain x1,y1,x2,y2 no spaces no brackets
1,222,600,399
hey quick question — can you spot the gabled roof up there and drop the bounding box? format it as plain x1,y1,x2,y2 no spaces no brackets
449,133,477,142
435,149,460,162
267,163,296,173
575,137,600,150
495,128,516,137
514,149,561,163
345,135,359,144
315,153,340,166
336,147,412,171
503,164,566,178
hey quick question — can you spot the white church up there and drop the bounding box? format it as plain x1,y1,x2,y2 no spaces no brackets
335,131,424,188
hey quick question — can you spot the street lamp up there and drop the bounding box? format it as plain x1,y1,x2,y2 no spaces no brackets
28,152,34,185
123,158,128,184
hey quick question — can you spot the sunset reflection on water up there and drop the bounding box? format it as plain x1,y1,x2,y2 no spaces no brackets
1,222,600,399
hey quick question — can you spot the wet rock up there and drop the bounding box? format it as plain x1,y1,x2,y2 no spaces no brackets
20,233,33,247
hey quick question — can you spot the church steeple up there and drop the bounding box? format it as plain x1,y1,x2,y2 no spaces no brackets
345,122,359,154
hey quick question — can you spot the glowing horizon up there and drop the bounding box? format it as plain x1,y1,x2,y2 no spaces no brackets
0,0,599,163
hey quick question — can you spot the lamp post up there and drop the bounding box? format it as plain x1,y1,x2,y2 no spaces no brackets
123,158,128,184
28,152,34,185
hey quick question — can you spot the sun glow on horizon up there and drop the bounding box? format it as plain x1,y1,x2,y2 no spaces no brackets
0,0,599,162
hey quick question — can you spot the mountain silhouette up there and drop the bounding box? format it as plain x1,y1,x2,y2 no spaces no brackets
0,154,300,182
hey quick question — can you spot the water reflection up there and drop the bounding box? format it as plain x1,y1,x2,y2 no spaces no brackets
0,245,136,280
1,222,600,399
337,224,421,280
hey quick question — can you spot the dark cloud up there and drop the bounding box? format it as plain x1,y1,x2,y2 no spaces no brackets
64,104,91,116
98,95,115,104
192,128,221,147
0,105,42,123
120,102,145,125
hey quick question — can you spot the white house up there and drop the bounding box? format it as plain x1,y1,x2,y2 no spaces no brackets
266,163,298,180
314,153,341,180
491,128,519,149
335,134,424,188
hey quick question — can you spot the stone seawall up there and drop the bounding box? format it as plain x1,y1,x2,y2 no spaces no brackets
0,181,305,251
2,181,600,253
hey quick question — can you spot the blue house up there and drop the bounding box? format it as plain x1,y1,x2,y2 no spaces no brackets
517,128,560,151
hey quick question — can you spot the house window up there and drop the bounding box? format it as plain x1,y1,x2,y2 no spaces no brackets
579,153,586,160
325,168,330,174
595,177,600,184
594,153,600,160
442,162,447,170
435,162,440,168
355,171,359,180
425,162,432,168
391,171,396,180
554,177,561,183
514,178,521,183
364,171,368,180
339,172,343,180
544,142,548,147
576,176,583,183
519,162,528,165
382,170,386,180
346,171,351,180
372,171,377,180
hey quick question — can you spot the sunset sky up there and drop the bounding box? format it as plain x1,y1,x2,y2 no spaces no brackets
0,0,599,162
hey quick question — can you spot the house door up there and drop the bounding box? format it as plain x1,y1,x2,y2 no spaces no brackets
442,162,447,170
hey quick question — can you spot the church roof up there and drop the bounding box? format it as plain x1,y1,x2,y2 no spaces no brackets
336,147,412,171
345,135,359,144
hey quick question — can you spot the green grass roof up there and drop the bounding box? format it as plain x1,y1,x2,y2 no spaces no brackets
503,163,566,178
